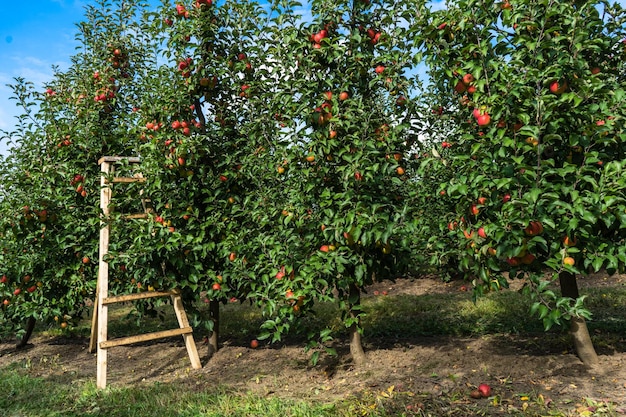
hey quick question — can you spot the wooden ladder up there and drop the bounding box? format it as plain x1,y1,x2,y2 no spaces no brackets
89,156,201,389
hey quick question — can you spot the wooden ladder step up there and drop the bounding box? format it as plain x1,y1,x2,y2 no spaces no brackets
108,177,146,184
123,213,149,220
102,291,177,305
100,327,193,349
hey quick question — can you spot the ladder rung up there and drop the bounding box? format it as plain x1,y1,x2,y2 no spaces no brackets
100,327,193,349
102,291,177,305
99,156,141,165
123,213,149,220
107,177,146,184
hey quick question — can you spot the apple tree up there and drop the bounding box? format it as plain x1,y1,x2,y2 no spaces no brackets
103,0,318,357
0,0,156,344
241,0,425,365
413,0,626,366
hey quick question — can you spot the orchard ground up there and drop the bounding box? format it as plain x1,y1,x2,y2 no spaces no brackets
1,273,625,416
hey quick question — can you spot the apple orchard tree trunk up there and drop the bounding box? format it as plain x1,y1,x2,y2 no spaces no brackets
348,283,366,366
207,299,220,358
559,271,599,367
15,317,36,349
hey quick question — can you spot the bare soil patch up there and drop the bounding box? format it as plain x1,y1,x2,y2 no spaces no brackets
1,274,625,415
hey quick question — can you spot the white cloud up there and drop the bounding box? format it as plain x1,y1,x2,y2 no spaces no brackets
3,54,64,90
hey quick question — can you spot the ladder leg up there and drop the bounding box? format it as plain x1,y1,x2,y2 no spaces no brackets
171,291,202,369
88,286,98,354
96,161,112,389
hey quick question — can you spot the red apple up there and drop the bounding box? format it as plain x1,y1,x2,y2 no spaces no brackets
212,283,221,291
549,80,567,94
339,91,349,101
506,257,520,266
477,227,487,238
462,73,475,85
176,4,187,17
320,245,330,252
250,339,259,349
524,221,544,236
454,80,467,93
520,253,536,265
375,65,385,74
478,383,491,397
476,113,491,126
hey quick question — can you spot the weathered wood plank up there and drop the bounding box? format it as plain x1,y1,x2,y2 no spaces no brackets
102,291,175,305
100,327,193,349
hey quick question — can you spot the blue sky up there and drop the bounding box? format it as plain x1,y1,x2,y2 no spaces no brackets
0,0,621,154
0,1,93,131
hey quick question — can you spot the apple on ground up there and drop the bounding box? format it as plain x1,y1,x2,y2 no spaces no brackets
478,383,491,397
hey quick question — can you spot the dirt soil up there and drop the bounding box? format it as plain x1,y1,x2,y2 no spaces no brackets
1,274,625,415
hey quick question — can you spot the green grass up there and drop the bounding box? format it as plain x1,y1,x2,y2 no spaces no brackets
3,280,625,417
0,364,340,417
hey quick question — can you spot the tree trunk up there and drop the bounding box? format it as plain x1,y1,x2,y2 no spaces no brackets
559,271,599,367
16,317,36,349
207,299,219,359
348,284,366,366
